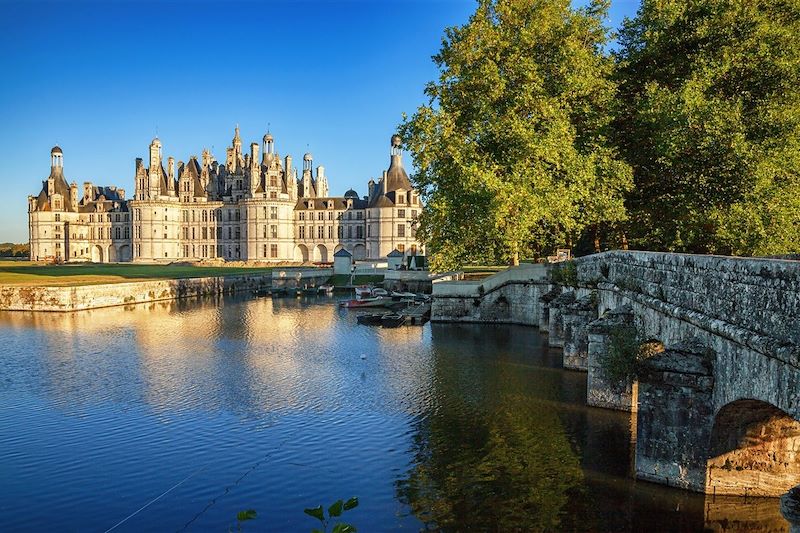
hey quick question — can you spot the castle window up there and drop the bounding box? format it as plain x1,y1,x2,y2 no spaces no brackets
125,214,129,222
270,191,277,199
299,212,305,221
263,244,267,258
299,226,305,239
271,225,277,238
318,212,324,221
347,226,352,239
328,211,333,220
124,227,129,239
115,214,120,222
202,227,207,240
338,226,343,239
115,227,121,239
327,226,333,239
55,213,61,222
397,209,405,218
356,226,363,239
411,210,417,219
184,227,189,239
356,212,363,220
317,226,324,239
398,224,405,237
270,207,277,219
202,210,208,222
235,227,240,239
235,210,240,221
270,244,277,258
90,214,94,222
270,176,277,188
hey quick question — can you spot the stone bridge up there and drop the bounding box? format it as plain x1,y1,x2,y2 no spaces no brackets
432,251,800,497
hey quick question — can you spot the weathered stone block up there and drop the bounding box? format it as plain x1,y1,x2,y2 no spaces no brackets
547,290,575,348
635,340,714,492
562,292,598,371
586,305,637,411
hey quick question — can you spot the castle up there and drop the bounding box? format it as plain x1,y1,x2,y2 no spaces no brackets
28,129,423,263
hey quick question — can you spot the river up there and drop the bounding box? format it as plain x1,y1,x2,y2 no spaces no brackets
0,294,788,531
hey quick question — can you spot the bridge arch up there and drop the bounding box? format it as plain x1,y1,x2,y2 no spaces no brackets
707,399,800,497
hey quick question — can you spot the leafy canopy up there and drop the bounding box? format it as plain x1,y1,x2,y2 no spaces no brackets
400,0,632,270
615,0,800,255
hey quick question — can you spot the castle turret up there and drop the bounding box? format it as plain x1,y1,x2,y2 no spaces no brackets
69,182,78,209
148,137,162,198
317,165,329,197
302,153,314,198
250,142,260,192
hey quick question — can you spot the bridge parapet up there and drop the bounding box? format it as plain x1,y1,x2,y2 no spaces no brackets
575,251,800,365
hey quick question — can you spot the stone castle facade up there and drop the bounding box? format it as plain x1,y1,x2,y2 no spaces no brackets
28,129,423,263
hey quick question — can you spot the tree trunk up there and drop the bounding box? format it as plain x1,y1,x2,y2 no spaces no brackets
593,224,601,254
621,232,629,251
510,251,520,266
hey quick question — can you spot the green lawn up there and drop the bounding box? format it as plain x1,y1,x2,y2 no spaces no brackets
0,262,276,287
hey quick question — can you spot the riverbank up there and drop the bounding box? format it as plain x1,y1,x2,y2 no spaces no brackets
0,273,273,311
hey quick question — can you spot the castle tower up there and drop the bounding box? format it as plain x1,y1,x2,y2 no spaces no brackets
250,142,260,192
148,137,162,198
50,145,63,170
317,165,329,197
302,153,314,198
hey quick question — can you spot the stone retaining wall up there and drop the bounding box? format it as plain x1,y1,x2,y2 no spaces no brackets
0,273,272,312
431,264,549,325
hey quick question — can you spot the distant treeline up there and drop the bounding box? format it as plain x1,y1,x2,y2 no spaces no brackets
0,243,30,258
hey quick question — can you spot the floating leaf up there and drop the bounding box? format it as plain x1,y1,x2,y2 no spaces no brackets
343,497,359,511
328,499,344,518
304,505,325,522
332,523,357,533
236,509,257,522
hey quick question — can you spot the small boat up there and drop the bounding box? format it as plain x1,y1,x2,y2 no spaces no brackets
318,284,334,294
371,288,389,297
391,291,417,300
355,286,373,300
356,313,384,326
339,297,393,308
381,314,406,328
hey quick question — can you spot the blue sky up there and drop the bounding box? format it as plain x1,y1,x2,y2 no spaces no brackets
0,0,638,243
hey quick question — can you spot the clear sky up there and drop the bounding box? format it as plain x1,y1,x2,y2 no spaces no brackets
0,0,638,243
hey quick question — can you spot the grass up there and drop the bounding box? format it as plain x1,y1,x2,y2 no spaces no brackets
0,262,276,287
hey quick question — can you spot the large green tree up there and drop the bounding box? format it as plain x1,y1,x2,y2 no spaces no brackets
615,0,800,255
400,0,632,270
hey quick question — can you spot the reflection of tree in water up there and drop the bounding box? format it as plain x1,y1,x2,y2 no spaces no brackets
397,346,583,531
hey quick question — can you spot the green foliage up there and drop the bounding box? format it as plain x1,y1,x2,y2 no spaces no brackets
549,260,578,286
614,0,800,255
400,0,632,271
599,324,663,384
304,497,358,533
0,242,29,258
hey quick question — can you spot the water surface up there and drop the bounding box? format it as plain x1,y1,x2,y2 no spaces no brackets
0,295,787,531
